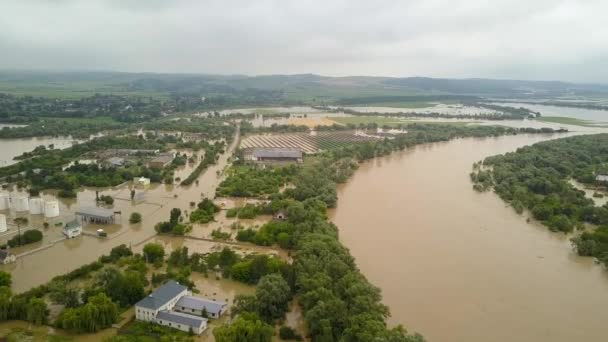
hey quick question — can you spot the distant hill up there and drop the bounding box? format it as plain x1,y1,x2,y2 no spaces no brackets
0,71,607,104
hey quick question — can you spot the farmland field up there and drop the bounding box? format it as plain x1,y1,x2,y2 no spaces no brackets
240,131,382,153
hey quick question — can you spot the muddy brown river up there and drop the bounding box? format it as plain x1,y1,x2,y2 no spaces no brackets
329,133,608,342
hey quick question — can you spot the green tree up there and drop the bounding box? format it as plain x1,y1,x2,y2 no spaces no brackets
213,313,273,342
0,271,11,287
26,298,48,325
49,280,81,308
255,274,291,322
170,208,181,225
143,243,165,263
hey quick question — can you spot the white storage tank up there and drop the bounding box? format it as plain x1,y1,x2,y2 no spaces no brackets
0,214,6,232
11,195,29,212
29,198,44,215
0,193,9,210
44,200,60,218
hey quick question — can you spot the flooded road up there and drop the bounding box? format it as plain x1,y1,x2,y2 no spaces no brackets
329,133,608,342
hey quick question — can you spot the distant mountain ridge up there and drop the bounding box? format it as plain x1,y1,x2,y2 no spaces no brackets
0,70,607,101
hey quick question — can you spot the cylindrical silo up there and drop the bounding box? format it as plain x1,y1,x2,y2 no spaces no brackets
0,214,6,232
0,193,9,210
11,195,29,212
29,198,44,215
44,200,60,218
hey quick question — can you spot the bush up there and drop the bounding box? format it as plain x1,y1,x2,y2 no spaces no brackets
143,243,165,263
100,195,114,205
129,212,142,224
279,326,302,340
8,229,43,247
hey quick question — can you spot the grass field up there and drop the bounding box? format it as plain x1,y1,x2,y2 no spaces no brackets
331,116,410,127
331,116,479,128
535,116,608,127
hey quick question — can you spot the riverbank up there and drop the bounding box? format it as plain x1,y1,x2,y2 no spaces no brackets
329,133,608,342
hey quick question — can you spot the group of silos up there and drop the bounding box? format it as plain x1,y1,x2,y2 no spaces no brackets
0,193,60,233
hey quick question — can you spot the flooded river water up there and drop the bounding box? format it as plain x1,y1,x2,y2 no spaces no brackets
329,133,608,342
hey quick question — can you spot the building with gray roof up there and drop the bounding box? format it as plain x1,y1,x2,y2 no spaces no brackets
175,295,227,318
251,148,303,163
156,310,207,334
134,280,225,335
75,207,116,224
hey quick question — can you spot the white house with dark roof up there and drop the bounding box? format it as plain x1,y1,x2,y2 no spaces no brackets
175,295,227,318
135,280,217,335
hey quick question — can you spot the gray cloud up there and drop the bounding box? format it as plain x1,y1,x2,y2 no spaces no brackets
0,0,606,82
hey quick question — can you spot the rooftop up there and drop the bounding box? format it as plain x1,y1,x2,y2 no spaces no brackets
156,310,207,328
75,207,114,219
150,155,174,164
253,148,302,159
596,175,608,182
0,249,12,260
107,157,125,165
64,220,81,231
176,296,226,315
135,280,187,310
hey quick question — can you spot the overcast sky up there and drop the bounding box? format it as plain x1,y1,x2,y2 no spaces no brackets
1,0,606,82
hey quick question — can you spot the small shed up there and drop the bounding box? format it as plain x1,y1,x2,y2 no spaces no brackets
75,207,116,224
106,157,125,167
0,249,16,264
133,177,151,187
596,175,608,184
63,220,82,238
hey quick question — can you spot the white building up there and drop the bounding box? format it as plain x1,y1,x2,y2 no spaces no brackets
135,280,209,335
63,220,82,238
133,177,151,187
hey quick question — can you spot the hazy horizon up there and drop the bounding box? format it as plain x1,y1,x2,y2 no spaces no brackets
1,0,607,83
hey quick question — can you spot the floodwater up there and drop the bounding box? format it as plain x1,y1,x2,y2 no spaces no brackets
329,133,608,342
494,102,608,122
335,103,500,116
0,128,242,293
0,135,79,166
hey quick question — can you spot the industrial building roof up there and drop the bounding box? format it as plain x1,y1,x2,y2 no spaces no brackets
75,207,114,219
156,310,207,328
253,148,302,159
176,296,226,315
135,280,187,310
